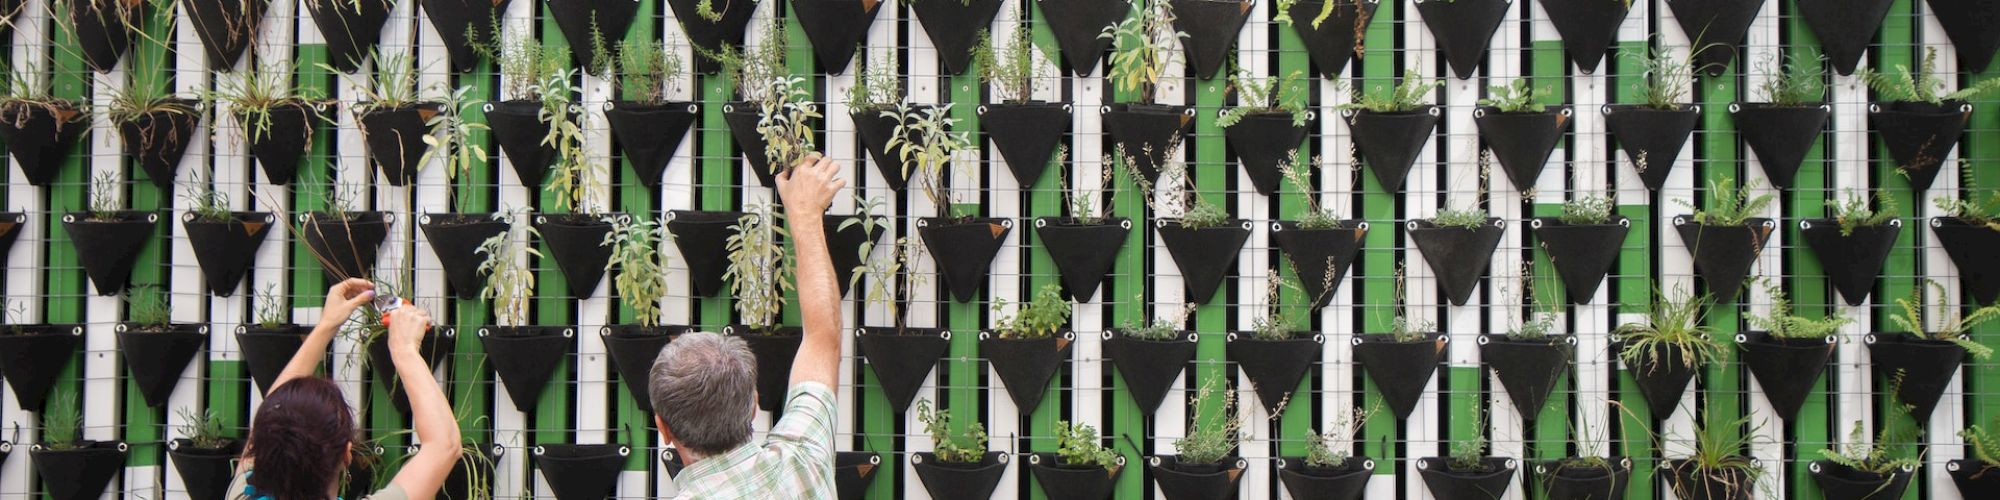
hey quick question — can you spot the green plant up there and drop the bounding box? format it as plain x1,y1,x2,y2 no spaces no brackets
1430,206,1490,229
1669,413,1765,494
1118,303,1192,341
1888,279,2000,359
1219,69,1309,127
125,285,173,330
212,60,325,144
1129,155,1231,229
1560,195,1616,225
1304,403,1375,468
846,48,903,109
1859,47,2000,104
1478,78,1547,113
725,205,796,333
1382,263,1435,342
1447,410,1491,472
1279,152,1341,230
755,76,821,173
253,283,286,329
180,169,233,223
1058,147,1117,225
472,33,561,99
105,69,195,125
1274,0,1370,31
709,20,788,106
538,69,601,214
1510,312,1557,341
40,392,81,450
1174,378,1243,465
916,398,988,464
422,85,491,212
1250,269,1307,341
1103,0,1179,104
1340,70,1441,113
87,171,122,220
1627,46,1695,110
1757,53,1826,106
1054,421,1119,469
887,103,975,220
975,25,1053,104
605,217,670,327
1615,288,1723,370
1935,172,2000,230
1963,423,2000,467
337,51,424,108
476,210,541,327
991,284,1071,340
1747,280,1849,339
695,0,732,21
1676,176,1775,227
616,38,683,103
1819,420,1920,475
854,237,925,331
176,407,233,449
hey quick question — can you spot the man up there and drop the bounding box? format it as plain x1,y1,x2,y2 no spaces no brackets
649,153,848,499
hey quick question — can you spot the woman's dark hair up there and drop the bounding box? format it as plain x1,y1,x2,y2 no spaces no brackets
247,376,354,499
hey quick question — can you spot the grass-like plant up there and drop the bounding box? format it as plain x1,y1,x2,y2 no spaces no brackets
1175,378,1243,466
253,284,286,329
1278,152,1341,230
1219,69,1309,127
1887,279,2000,359
41,392,82,450
0,59,79,113
1859,47,2000,105
1303,402,1376,468
1430,206,1490,229
124,285,173,330
991,284,1071,340
917,398,988,464
616,37,683,103
1677,176,1775,227
1826,190,1898,236
1249,269,1308,341
725,204,795,333
1560,195,1616,225
604,217,670,327
212,60,326,144
1756,53,1826,106
1667,413,1766,497
1615,288,1722,371
974,25,1052,104
887,103,975,219
86,171,123,221
1103,0,1179,104
180,169,233,223
1340,70,1441,113
846,48,902,109
338,51,424,108
1627,46,1695,110
1055,421,1120,468
709,19,788,106
472,33,561,100
175,407,233,449
1746,279,1849,339
1380,263,1436,343
1478,78,1547,113
476,210,540,327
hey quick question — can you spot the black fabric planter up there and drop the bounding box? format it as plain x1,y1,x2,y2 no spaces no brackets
243,101,326,185
31,441,128,500
1170,0,1253,79
1737,332,1833,422
0,324,82,412
1035,218,1129,302
1933,217,2000,305
1603,104,1699,191
367,326,455,416
1535,0,1629,73
1157,220,1252,305
736,326,803,413
1225,111,1311,195
917,217,1012,303
601,324,686,413
62,211,160,295
420,0,507,72
664,0,756,73
1104,330,1197,417
912,451,1009,498
1867,332,1965,422
1229,334,1323,416
182,211,274,296
1027,452,1123,500
1353,333,1444,420
1277,457,1373,500
980,331,1073,414
1873,100,1970,192
71,0,141,73
168,438,243,500
301,211,389,282
304,0,393,72
1286,0,1378,78
1475,106,1571,192
1663,0,1767,74
607,101,699,187
1624,343,1701,421
1672,217,1775,304
722,101,781,188
0,102,88,185
534,443,628,500
546,0,638,74
1149,455,1247,500
0,213,21,266
1408,219,1505,306
117,324,209,408
907,0,1004,75
1662,459,1756,500
236,324,311,395
357,103,441,186
1412,0,1510,79
1797,0,1896,75
479,325,574,411
1346,107,1439,190
982,101,1073,185
1417,457,1519,500
1037,0,1128,74
186,0,268,69
666,210,747,298
1926,0,2000,73
486,100,559,185
418,213,512,300
824,214,878,298
1480,334,1573,422
1271,220,1366,309
119,102,201,189
1800,219,1899,306
1809,460,1913,500
835,451,883,500
1531,217,1629,304
852,103,925,191
1101,103,1194,183
438,445,499,500
1536,458,1632,500
856,327,949,415
1732,103,1829,190
535,213,616,298
790,0,881,74
1948,460,2000,498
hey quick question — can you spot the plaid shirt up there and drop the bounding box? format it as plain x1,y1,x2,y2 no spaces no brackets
669,382,838,499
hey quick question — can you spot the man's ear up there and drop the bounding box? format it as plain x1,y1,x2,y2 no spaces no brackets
655,415,676,446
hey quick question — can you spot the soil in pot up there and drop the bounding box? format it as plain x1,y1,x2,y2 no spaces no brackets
300,211,390,283
186,0,269,69
790,0,881,74
1625,343,1701,421
1034,217,1129,302
535,213,618,298
357,103,442,186
1948,459,2000,498
1285,0,1378,78
1170,0,1253,79
546,0,639,75
236,324,312,395
856,327,950,415
303,0,394,72
420,0,508,72
1225,111,1311,195
1932,216,2000,305
1732,103,1829,189
912,451,1009,498
1277,456,1373,500
534,443,628,500
367,326,456,417
1672,217,1775,303
1809,460,1913,500
1408,218,1506,306
31,440,128,500
71,0,142,73
1867,332,1966,422
721,101,781,188
918,217,1012,303
119,98,203,188
1537,0,1630,73
1347,107,1439,190
666,210,747,298
0,324,83,412
1027,452,1123,500
664,0,757,73
1797,0,1897,75
1926,0,2000,73
418,213,513,300
1531,216,1629,304
1104,329,1197,417
1157,220,1252,305
1737,332,1834,422
1353,333,1444,420
1417,457,1519,500
1101,103,1194,183
1536,457,1631,500
834,451,883,500
117,323,210,407
62,211,160,295
1480,334,1573,423
982,101,1072,185
1476,106,1571,193
1228,333,1323,416
824,214,879,298
852,103,926,190
1603,104,1699,191
242,100,326,185
1663,0,1767,75
0,102,88,185
735,326,804,413
168,438,243,500
1800,218,1900,306
479,326,575,412
607,101,699,187
1148,455,1246,500
907,0,1005,75
980,331,1074,414
601,324,687,413
182,211,274,296
486,100,560,185
1662,459,1757,500
1412,0,1511,78
1037,0,1128,74
1272,220,1366,309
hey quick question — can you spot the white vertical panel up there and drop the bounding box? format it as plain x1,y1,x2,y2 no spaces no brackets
164,1,213,498
1920,4,1965,498
905,0,942,497
982,4,1020,500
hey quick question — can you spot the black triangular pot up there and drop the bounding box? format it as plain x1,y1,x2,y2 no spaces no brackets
120,103,201,189
486,100,559,185
665,209,746,298
1535,0,1629,73
1663,0,1767,75
169,438,243,500
534,443,628,500
1225,111,1311,195
1536,457,1632,500
438,444,499,500
912,451,1009,499
1800,218,1900,306
357,103,441,187
1809,460,1913,500
546,0,638,75
1531,216,1630,304
479,325,574,412
185,0,269,69
664,0,758,73
835,451,883,500
1476,106,1571,192
722,101,780,188
982,101,1073,185
303,0,394,73
0,102,88,185
236,324,311,395
1036,0,1128,74
117,323,209,408
1867,332,1965,422
1149,455,1246,500
980,331,1074,414
1481,334,1573,422
418,213,512,300
1104,329,1197,417
1797,0,1897,75
1101,103,1194,183
790,0,881,74
420,0,508,73
601,325,687,413
535,213,617,298
243,100,327,185
661,447,686,478
1603,104,1699,190
918,217,1012,303
1926,0,2000,73
607,101,699,187
1157,220,1251,304
907,0,1004,75
367,326,456,417
1034,217,1130,302
1272,220,1365,309
300,211,390,282
31,441,128,500
1286,0,1378,78
62,211,160,295
1662,459,1757,500
182,211,275,296
1732,103,1829,189
1346,107,1439,190
1170,0,1252,80
1408,218,1505,306
1027,452,1123,500
1932,217,2000,305
1624,342,1700,421
1737,332,1833,422
852,103,926,191
1229,334,1324,416
1948,460,2000,498
71,0,141,73
0,324,82,412
857,327,949,415
825,214,879,298
1872,100,1969,192
1353,333,1444,420
1278,457,1373,500
0,213,23,266
1417,457,1519,500
1412,0,1510,78
1672,217,1774,303
734,326,803,413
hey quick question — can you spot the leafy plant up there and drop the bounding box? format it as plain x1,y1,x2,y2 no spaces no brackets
708,20,788,105
1887,279,2000,359
887,103,975,220
1055,421,1119,469
755,76,821,174
476,210,541,327
1478,78,1547,113
1340,70,1440,113
1859,47,2000,104
40,392,81,450
1304,403,1376,468
1615,288,1723,370
616,37,683,103
1447,410,1491,472
1963,423,2000,467
1249,269,1307,341
1627,46,1695,110
1819,420,1920,475
1676,176,1775,227
1057,147,1117,225
1935,172,2000,230
1756,53,1826,106
253,284,286,329
991,284,1071,340
725,205,795,333
1219,69,1308,127
1747,279,1849,339
539,69,601,214
846,48,902,109
854,237,926,331
176,407,233,449
1279,152,1341,230
1128,153,1231,229
125,285,173,330
605,217,670,327
1430,206,1490,229
975,25,1053,104
1103,0,1180,104
1560,195,1616,225
916,398,988,464
420,85,490,213
1174,378,1243,465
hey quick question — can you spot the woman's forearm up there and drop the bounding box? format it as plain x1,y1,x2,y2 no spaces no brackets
393,347,459,447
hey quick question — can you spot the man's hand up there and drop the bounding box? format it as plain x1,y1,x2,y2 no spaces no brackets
386,305,433,355
776,153,845,215
323,278,375,325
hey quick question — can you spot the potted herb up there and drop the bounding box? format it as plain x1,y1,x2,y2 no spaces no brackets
1339,70,1442,190
0,309,83,412
64,0,143,72
1275,0,1378,78
666,208,750,298
1661,413,1765,500
600,216,686,413
1663,0,1764,75
1416,412,1518,499
1228,270,1323,415
907,0,1005,75
847,49,925,190
62,172,161,295
790,0,880,73
1220,69,1310,195
0,64,88,185
1352,268,1444,420
1480,279,1573,423
1027,421,1125,499
476,213,571,412
977,24,1071,186
235,285,311,394
545,0,637,74
606,38,698,187
1277,404,1376,500
1410,0,1510,78
1475,78,1571,192
1147,379,1248,500
910,398,1009,498
167,407,243,500
1133,157,1250,304
1604,46,1701,190
298,190,389,282
826,195,887,297
1536,435,1631,500
115,285,210,407
1672,176,1777,303
1810,421,1918,500
1037,0,1129,74
1732,54,1829,189
1531,194,1629,304
713,25,813,188
666,0,756,73
980,284,1075,414
899,103,1013,303
1869,280,2000,421
755,82,821,190
418,0,505,72
1857,48,2000,192
1738,280,1848,421
300,0,393,72
343,52,441,187
1103,304,1197,417
1927,0,2000,73
1613,288,1721,421
1951,423,2000,497
1168,0,1251,79
725,204,805,413
1800,190,1901,306
29,393,129,500
1932,186,2000,305
1101,0,1194,183
473,36,568,185
532,443,629,500
214,60,329,185
179,176,274,296
854,237,949,415
1534,0,1629,74
182,0,267,68
109,76,201,189
1035,148,1129,302
1407,204,1504,306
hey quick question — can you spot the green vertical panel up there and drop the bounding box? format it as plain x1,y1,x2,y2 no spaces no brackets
1357,0,1398,472
43,6,91,493
1529,38,1573,461
451,44,497,446
945,61,982,472
1273,0,1314,463
1021,10,1062,500
121,4,176,468
1969,29,2000,430
1190,47,1227,473
1107,3,1148,497
1609,37,1653,500
1697,33,1745,498
1782,14,1832,499
535,5,574,445
1872,1,1920,478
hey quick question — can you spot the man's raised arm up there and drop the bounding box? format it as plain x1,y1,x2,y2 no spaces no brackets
777,153,848,394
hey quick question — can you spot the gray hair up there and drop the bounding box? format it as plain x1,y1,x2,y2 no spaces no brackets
648,332,758,455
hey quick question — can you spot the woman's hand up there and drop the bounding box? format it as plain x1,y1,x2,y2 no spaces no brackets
322,278,375,325
386,304,432,356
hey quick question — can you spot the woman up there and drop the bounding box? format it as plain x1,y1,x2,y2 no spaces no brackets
226,279,461,500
